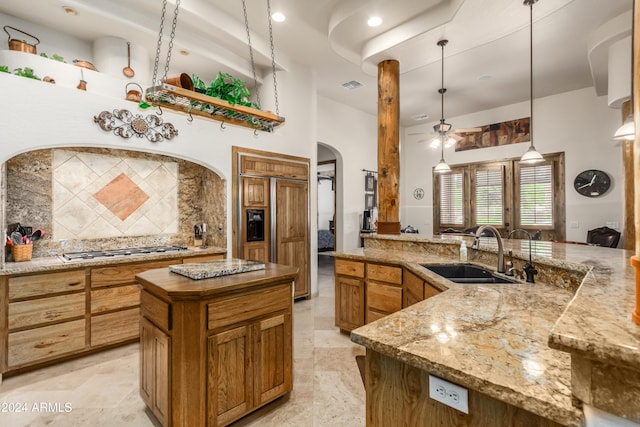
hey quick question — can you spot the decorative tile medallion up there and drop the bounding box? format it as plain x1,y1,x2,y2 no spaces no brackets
93,173,150,221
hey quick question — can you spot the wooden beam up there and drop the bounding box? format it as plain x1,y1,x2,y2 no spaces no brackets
622,100,635,251
377,60,401,235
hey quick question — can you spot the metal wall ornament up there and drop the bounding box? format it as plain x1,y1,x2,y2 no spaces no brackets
93,109,178,142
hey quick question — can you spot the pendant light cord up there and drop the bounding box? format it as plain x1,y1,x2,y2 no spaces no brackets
529,0,534,146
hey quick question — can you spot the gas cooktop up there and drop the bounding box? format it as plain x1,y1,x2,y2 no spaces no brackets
62,245,188,261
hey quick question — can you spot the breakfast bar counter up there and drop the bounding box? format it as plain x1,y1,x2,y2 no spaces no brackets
334,234,640,426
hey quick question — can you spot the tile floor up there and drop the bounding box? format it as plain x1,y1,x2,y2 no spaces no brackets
0,255,366,426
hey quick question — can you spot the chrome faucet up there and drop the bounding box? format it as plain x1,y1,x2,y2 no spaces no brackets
506,228,538,283
473,225,505,273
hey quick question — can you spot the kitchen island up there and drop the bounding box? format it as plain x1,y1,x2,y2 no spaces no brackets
135,259,298,427
335,233,640,426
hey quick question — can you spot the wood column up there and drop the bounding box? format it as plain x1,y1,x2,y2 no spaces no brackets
622,100,635,251
632,0,640,325
377,60,401,235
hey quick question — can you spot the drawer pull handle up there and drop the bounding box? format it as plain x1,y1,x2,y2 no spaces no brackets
67,282,82,287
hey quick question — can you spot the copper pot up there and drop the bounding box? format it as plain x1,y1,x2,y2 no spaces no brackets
4,26,39,54
164,73,194,91
73,59,98,71
125,83,143,102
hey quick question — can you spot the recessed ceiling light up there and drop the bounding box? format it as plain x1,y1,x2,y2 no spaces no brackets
63,6,78,16
272,12,286,22
367,16,382,27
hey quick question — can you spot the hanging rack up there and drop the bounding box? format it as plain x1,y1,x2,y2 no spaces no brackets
143,0,285,132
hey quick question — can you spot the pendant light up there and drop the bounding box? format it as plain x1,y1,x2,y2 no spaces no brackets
433,39,452,173
613,115,635,140
520,0,544,164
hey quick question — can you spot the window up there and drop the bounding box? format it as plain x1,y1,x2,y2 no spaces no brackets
519,163,553,226
474,167,504,226
433,152,564,240
439,170,464,226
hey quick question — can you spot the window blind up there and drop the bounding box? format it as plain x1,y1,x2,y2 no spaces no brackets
440,172,464,225
520,164,553,226
475,169,503,225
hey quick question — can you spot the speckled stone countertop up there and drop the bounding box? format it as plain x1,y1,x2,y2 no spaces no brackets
169,259,265,279
0,246,227,275
336,234,640,426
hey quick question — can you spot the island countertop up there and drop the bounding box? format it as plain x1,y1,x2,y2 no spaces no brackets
135,261,299,299
337,234,640,426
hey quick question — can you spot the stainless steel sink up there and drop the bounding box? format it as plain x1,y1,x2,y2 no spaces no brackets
421,263,518,284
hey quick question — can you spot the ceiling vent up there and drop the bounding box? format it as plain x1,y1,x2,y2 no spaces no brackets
341,80,363,90
413,113,429,121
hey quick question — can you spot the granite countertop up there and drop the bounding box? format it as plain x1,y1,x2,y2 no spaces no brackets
135,262,298,299
0,246,227,275
169,259,265,279
338,235,640,426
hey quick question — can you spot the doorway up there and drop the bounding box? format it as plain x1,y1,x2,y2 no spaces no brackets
317,160,336,252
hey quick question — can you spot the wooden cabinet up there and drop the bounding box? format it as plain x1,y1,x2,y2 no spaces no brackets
140,317,170,427
0,252,225,377
5,270,86,369
335,260,443,332
365,263,402,323
335,259,365,333
402,269,440,308
136,265,296,427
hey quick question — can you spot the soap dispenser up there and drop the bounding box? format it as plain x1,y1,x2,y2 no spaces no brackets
460,240,467,262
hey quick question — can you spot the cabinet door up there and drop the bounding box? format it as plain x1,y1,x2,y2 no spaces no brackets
208,325,252,426
253,313,293,407
335,275,364,332
276,180,309,298
140,318,170,427
403,269,425,308
366,281,402,323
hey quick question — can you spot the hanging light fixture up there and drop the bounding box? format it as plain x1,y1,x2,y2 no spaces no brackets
520,0,544,164
613,114,635,140
433,39,452,173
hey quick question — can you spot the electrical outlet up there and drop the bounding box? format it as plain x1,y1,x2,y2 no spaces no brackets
429,375,469,414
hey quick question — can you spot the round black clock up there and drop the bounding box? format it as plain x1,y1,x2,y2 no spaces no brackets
573,169,611,197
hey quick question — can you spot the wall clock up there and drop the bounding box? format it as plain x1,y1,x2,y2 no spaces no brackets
413,188,424,200
573,169,611,197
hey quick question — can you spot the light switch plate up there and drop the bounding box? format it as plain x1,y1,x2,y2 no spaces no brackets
429,375,469,414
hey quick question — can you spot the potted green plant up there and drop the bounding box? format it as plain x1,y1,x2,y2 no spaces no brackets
0,65,9,73
13,67,40,80
206,72,259,108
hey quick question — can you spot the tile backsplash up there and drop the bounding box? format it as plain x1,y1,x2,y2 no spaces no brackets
52,150,178,240
5,147,226,257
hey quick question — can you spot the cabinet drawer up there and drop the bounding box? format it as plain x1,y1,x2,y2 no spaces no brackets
208,283,291,330
91,285,141,314
91,308,140,347
140,290,171,332
91,260,177,288
183,254,224,263
335,259,364,278
367,264,402,285
8,270,85,300
366,308,387,324
8,292,85,330
366,281,402,314
8,319,86,367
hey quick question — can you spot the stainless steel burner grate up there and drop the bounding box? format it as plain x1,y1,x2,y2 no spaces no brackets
62,245,187,261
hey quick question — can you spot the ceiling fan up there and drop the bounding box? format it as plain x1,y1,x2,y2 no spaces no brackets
410,39,481,148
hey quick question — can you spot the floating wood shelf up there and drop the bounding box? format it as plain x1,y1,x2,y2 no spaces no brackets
144,84,285,132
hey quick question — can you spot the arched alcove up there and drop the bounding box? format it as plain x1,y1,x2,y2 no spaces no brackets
4,147,226,258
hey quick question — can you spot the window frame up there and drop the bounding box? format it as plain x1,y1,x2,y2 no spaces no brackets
432,152,565,240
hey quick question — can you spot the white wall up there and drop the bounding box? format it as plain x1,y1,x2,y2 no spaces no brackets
402,87,623,243
317,96,378,250
0,17,321,293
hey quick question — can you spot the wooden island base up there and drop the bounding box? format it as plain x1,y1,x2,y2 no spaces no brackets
135,261,298,427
